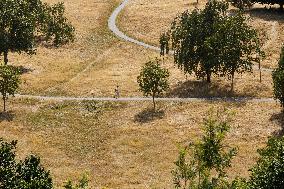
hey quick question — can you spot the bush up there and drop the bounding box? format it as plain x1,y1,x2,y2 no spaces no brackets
0,138,53,188
248,136,284,188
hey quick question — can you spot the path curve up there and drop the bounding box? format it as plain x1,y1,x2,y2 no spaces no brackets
108,0,274,72
108,0,160,51
13,1,277,103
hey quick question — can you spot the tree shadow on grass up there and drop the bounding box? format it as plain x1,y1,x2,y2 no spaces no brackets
167,80,257,99
247,7,284,23
134,108,165,124
18,65,33,74
0,111,15,122
270,111,284,137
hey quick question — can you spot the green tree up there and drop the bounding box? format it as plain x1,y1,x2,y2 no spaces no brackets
211,12,264,91
248,136,284,188
0,65,21,112
0,0,75,65
272,46,284,108
172,109,237,189
161,0,262,87
137,59,169,111
0,138,53,189
161,0,229,83
159,32,170,57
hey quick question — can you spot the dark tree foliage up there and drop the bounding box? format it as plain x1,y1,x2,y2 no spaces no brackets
272,46,284,108
162,0,228,83
0,65,21,112
161,0,262,85
159,32,170,57
137,59,169,111
252,0,284,10
248,136,284,189
0,0,75,65
211,12,263,91
0,138,53,189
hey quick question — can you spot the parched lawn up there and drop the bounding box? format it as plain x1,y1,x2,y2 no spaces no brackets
0,98,282,188
118,0,284,70
1,0,284,188
1,0,275,98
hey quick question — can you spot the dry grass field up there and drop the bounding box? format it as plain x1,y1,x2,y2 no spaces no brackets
1,0,277,98
118,0,284,69
1,99,283,188
1,0,284,188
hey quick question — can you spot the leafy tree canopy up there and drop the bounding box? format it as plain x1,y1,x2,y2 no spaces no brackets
137,59,169,111
172,109,237,189
248,136,284,188
0,138,53,189
0,65,21,112
161,0,263,86
0,0,75,64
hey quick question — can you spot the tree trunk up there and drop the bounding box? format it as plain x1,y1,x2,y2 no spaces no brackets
259,61,262,83
280,3,283,11
3,97,6,112
206,71,211,83
152,94,156,112
3,51,8,65
231,73,234,92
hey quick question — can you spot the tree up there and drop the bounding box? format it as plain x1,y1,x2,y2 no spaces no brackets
0,0,75,65
159,32,170,57
252,0,284,10
137,59,169,111
161,0,263,86
0,138,53,188
248,136,284,188
210,12,264,91
161,0,229,83
0,65,21,112
272,46,284,108
172,109,237,189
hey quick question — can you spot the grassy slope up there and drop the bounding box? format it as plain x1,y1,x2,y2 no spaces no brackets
117,0,284,98
1,99,282,188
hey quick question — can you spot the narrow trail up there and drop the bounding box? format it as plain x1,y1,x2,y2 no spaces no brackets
108,0,275,72
15,94,274,103
15,0,277,103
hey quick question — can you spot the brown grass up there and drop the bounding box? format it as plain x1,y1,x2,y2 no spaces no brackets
0,99,283,188
1,1,284,188
0,0,273,98
118,0,284,70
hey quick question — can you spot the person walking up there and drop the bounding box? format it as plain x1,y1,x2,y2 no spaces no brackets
114,85,120,99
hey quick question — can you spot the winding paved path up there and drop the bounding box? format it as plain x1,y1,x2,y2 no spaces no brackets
15,94,274,103
108,0,274,72
14,0,276,103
